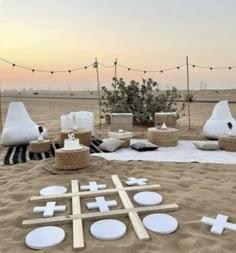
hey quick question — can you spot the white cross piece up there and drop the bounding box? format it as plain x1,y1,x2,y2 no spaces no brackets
33,201,66,217
125,177,148,186
86,197,118,212
201,214,236,235
80,181,107,191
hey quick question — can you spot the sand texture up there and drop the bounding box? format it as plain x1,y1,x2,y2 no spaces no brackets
0,160,235,253
0,90,236,252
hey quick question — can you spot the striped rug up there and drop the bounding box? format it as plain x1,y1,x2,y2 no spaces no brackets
1,139,104,165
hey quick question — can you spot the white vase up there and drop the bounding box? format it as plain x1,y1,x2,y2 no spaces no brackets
37,134,44,142
161,122,167,130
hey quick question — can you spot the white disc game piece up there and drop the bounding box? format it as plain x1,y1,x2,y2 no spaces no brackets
143,214,178,234
90,219,127,240
133,191,163,205
40,186,67,196
25,226,65,250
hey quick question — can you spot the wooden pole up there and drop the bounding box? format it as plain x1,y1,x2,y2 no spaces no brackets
114,58,117,103
0,80,2,133
95,57,102,128
186,56,191,129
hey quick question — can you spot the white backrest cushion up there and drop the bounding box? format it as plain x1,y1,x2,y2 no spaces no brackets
4,102,36,128
210,100,234,121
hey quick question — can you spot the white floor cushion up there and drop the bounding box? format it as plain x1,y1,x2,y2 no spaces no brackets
203,100,236,139
1,102,47,146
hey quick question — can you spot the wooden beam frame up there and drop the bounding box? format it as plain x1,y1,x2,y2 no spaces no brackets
22,175,179,250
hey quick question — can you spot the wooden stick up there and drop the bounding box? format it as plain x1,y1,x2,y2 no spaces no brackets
22,203,179,227
114,58,117,103
186,56,191,129
30,184,162,202
71,180,85,249
111,175,150,240
95,57,102,129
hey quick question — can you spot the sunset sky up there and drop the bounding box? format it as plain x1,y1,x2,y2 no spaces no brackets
0,0,236,90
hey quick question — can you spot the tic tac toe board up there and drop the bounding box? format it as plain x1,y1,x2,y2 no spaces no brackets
22,175,179,250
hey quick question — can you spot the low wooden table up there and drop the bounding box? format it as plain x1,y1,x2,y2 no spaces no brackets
147,127,179,147
60,129,92,147
219,135,236,152
29,140,51,153
55,145,90,170
108,131,134,148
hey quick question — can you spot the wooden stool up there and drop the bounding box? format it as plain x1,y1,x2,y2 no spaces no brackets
55,146,90,170
147,127,178,147
60,129,92,147
219,136,236,152
108,131,134,148
29,140,51,153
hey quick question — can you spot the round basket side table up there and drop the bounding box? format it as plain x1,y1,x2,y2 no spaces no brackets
55,146,90,170
147,127,178,147
219,135,236,152
29,140,51,153
60,129,92,147
108,131,134,148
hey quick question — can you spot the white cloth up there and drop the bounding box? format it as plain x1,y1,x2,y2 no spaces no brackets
92,139,236,164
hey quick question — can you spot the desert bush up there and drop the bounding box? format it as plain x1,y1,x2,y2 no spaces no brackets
101,78,181,125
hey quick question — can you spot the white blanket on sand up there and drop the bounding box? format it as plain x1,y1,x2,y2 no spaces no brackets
92,140,236,164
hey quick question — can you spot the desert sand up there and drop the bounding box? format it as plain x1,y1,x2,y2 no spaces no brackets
0,90,236,253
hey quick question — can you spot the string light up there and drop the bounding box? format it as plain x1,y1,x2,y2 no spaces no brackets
190,63,236,70
1,57,236,75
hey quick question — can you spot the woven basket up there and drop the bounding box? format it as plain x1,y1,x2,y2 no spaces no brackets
119,137,131,148
55,146,90,170
108,131,133,148
147,127,178,147
60,129,92,147
219,136,236,152
155,113,177,128
29,140,51,153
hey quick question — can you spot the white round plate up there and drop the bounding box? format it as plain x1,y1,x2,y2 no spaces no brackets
62,146,83,151
133,191,163,205
143,214,178,234
25,226,65,250
40,186,67,196
90,219,126,240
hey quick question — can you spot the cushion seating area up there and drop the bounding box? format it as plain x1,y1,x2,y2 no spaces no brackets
203,100,236,139
1,102,48,146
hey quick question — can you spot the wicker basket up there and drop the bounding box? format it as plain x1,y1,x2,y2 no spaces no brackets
55,146,90,170
110,113,133,131
147,127,178,147
60,129,92,147
108,131,133,148
29,140,51,153
219,136,236,152
155,113,177,128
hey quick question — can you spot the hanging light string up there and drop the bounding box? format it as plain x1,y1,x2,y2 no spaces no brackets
0,57,94,74
98,62,115,68
1,56,236,74
117,63,186,73
190,63,236,70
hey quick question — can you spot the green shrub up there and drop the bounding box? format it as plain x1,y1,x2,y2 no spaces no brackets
101,78,181,125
